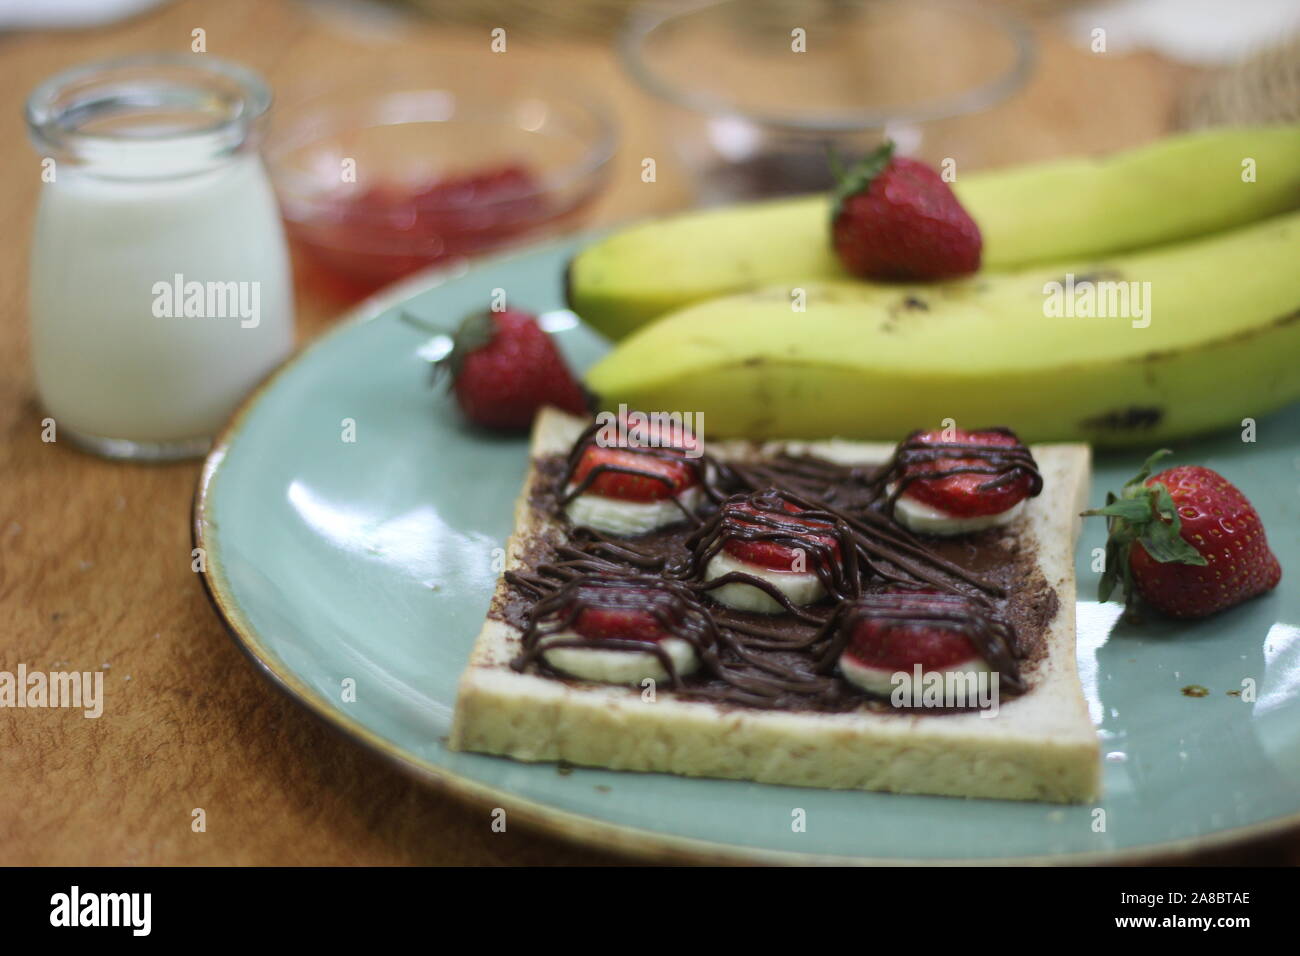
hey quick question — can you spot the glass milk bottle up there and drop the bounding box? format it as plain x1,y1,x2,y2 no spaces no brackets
25,54,294,460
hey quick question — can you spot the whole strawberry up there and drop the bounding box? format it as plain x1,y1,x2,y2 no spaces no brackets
830,141,981,281
436,308,588,430
1085,450,1281,619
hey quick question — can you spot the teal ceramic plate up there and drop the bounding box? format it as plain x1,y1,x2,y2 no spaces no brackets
195,238,1300,864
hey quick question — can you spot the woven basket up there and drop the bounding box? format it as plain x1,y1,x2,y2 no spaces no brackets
1179,34,1300,128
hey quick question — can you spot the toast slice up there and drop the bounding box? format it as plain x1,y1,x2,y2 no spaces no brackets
449,409,1099,803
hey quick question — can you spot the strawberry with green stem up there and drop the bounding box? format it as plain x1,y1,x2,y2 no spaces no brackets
403,308,589,431
830,141,982,281
1084,450,1281,619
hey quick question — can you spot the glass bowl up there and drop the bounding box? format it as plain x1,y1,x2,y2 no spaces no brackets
620,0,1035,203
266,77,617,301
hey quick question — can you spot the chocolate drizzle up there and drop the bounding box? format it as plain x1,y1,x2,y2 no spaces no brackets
508,572,842,706
511,576,718,688
558,419,721,524
683,490,862,622
499,423,1055,713
814,589,1026,694
865,428,1042,515
728,459,1006,599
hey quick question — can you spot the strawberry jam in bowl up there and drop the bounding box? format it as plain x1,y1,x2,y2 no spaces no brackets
266,77,616,301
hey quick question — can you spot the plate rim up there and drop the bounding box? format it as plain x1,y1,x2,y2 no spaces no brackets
193,239,1300,866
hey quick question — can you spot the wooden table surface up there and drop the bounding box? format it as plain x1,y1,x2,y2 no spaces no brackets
1,0,1295,866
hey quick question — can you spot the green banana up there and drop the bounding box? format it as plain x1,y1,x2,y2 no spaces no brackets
569,126,1300,340
584,211,1300,447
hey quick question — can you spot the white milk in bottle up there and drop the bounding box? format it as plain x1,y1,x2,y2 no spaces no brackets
26,54,294,459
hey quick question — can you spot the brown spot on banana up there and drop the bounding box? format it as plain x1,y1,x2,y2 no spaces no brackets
1080,407,1164,432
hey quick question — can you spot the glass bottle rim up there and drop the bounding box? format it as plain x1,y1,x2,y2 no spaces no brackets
26,52,271,161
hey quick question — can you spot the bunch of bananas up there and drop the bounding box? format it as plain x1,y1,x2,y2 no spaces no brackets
570,127,1300,445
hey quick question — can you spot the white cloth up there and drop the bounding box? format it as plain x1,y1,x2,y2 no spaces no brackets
0,0,172,30
1064,0,1300,65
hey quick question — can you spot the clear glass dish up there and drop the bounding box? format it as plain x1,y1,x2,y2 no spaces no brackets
620,0,1036,203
